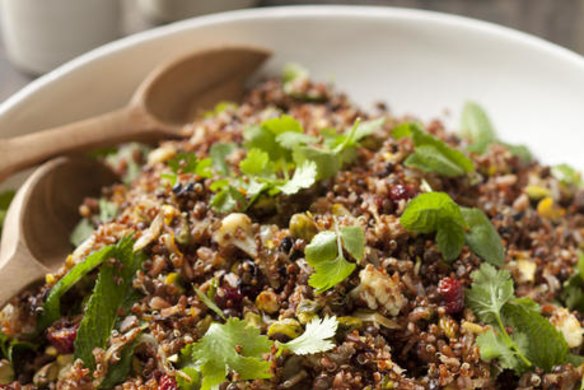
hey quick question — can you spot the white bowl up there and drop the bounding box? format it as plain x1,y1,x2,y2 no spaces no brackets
1,5,584,190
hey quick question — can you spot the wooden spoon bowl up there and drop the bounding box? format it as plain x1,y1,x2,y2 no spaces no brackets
0,157,117,307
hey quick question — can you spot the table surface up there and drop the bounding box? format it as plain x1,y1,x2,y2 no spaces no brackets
1,0,583,103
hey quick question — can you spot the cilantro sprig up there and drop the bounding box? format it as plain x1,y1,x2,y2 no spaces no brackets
178,316,339,389
209,115,384,213
392,123,474,177
162,152,212,186
305,224,365,293
400,192,504,264
467,264,568,373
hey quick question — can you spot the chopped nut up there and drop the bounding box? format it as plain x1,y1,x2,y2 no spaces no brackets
550,307,583,348
351,265,405,317
255,291,280,314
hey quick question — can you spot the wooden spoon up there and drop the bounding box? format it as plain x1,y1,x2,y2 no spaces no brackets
0,157,117,307
0,45,271,180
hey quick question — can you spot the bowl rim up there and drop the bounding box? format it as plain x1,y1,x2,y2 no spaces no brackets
2,4,584,118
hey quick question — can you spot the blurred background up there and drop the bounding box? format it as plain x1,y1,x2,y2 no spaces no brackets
1,0,583,102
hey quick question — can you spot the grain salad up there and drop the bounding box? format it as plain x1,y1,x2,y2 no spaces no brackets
2,66,584,389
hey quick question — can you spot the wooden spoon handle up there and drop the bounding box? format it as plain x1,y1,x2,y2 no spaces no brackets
0,107,163,180
0,245,48,308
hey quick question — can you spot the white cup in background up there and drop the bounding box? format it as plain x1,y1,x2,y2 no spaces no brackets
0,0,121,75
137,0,260,23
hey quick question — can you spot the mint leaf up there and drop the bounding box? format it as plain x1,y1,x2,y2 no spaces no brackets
186,318,272,390
461,208,504,266
210,142,237,176
400,192,465,262
279,316,338,355
460,101,497,154
406,144,468,177
74,237,144,370
393,123,474,177
435,223,465,262
278,161,317,195
305,225,364,293
99,337,139,389
502,299,568,372
39,244,117,330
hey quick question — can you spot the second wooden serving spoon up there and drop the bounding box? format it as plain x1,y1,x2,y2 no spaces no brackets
0,157,117,308
0,45,271,180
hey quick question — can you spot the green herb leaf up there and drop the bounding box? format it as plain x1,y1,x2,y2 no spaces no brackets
460,208,504,266
263,115,303,135
475,329,522,370
282,63,309,85
74,237,144,369
210,185,247,213
552,164,582,187
501,142,532,164
69,218,95,247
393,123,474,177
278,161,317,195
400,192,465,262
293,146,342,180
210,142,237,176
240,148,272,177
279,316,338,355
502,299,568,372
460,101,497,154
305,225,364,293
39,244,117,330
195,288,225,320
276,132,318,149
203,101,237,119
168,152,212,178
99,198,118,223
561,253,584,311
466,264,514,324
99,337,139,389
185,318,272,390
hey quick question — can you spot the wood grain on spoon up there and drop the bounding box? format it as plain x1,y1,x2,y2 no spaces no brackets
0,46,271,180
0,157,117,308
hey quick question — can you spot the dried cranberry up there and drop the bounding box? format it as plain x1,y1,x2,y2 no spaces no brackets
159,374,178,390
389,184,416,202
437,277,464,314
214,285,244,311
46,321,79,354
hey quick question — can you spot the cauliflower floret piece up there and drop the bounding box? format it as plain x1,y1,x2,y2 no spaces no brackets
351,264,405,316
550,307,583,348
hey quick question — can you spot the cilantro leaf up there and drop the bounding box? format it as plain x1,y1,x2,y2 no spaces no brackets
210,142,237,176
210,184,247,213
278,161,317,195
502,299,568,372
466,264,514,324
276,132,318,149
74,237,144,370
466,263,568,374
461,208,504,266
39,244,117,330
185,318,272,390
400,192,465,261
99,198,118,223
476,329,522,370
69,218,95,247
240,148,272,177
262,115,303,135
460,101,497,154
168,152,212,178
244,115,302,163
282,63,309,85
279,316,338,355
293,146,341,180
392,123,474,177
305,225,364,293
